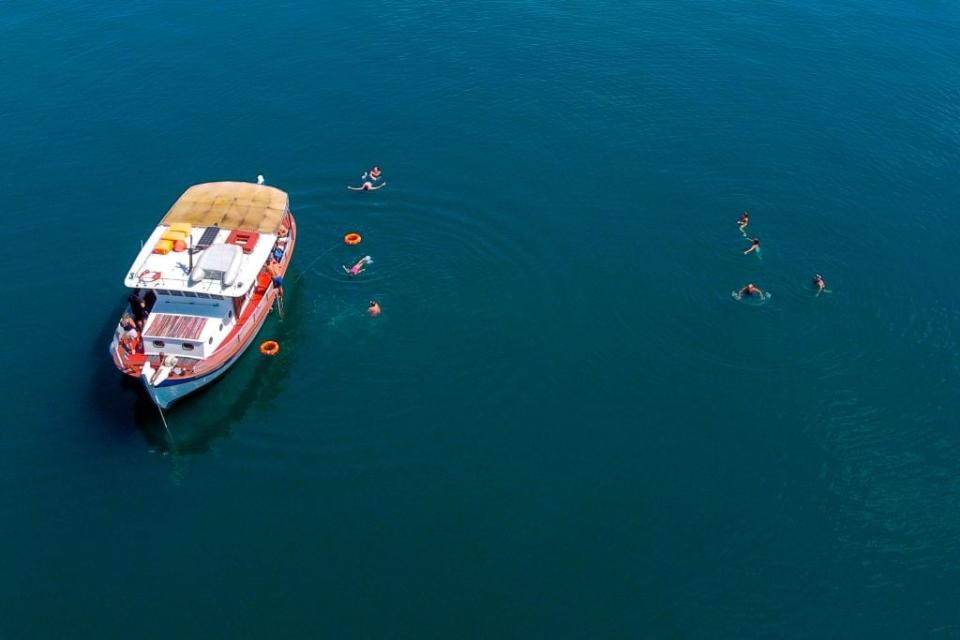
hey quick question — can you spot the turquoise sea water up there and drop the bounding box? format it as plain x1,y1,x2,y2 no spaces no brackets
2,1,960,637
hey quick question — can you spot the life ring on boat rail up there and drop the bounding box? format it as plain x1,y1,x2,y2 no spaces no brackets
260,340,280,356
138,270,162,282
344,232,362,246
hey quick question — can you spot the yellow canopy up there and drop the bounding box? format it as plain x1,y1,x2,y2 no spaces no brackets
160,182,289,233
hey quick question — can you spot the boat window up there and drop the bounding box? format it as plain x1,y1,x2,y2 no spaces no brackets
182,343,195,351
219,323,224,331
212,294,223,300
170,290,183,296
197,293,209,299
152,340,165,348
184,291,197,298
208,337,213,345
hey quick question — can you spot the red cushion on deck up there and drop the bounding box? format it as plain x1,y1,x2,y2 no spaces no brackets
225,230,260,254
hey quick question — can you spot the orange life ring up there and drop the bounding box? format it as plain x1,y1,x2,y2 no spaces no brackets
139,270,162,282
260,340,280,356
344,232,362,245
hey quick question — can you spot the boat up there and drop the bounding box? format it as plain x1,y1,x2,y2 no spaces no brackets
108,181,296,409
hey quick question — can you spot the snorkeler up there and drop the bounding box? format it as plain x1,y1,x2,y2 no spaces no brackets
744,237,760,255
813,274,826,296
348,166,386,191
738,211,749,234
343,255,373,277
368,300,381,317
736,283,765,300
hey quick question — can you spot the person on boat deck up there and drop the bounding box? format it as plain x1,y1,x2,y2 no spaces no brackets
744,237,760,255
738,211,749,234
120,314,140,353
277,219,290,242
737,283,764,299
266,258,284,296
128,292,148,330
343,255,373,277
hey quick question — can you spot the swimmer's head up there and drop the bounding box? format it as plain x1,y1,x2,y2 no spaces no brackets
369,300,377,307
752,238,760,244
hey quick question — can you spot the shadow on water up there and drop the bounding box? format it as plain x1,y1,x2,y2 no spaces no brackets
90,279,306,457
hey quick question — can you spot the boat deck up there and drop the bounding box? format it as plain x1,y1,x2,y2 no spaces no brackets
146,314,208,340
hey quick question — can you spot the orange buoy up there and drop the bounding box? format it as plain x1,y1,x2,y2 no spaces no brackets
173,239,188,252
260,340,280,356
344,232,362,245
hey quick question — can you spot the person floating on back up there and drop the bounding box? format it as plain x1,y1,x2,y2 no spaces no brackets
744,237,760,255
813,274,826,296
736,283,765,300
368,300,381,317
348,166,386,191
343,255,373,277
738,211,749,234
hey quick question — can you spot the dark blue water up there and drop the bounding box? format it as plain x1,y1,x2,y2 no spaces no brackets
2,1,960,637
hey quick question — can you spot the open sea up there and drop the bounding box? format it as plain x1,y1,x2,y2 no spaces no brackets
2,0,959,637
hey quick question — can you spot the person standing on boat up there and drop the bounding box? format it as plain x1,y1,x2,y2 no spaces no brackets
128,292,148,330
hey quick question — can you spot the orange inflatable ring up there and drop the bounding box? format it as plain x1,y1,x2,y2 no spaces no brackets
260,340,280,356
139,270,162,282
344,232,362,246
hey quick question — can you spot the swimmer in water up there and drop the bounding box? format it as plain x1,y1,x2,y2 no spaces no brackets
347,181,386,191
813,274,826,296
744,237,760,255
343,255,373,277
348,165,386,191
368,300,381,317
736,283,764,300
738,211,749,234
